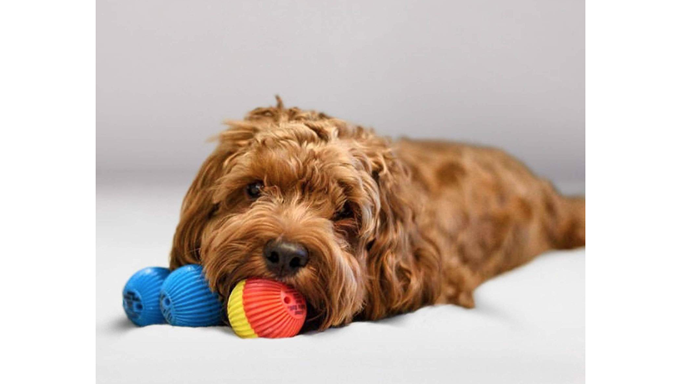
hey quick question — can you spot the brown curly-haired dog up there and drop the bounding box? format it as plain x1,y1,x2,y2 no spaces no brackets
170,98,585,331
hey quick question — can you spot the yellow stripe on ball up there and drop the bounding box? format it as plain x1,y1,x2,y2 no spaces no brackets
227,280,258,338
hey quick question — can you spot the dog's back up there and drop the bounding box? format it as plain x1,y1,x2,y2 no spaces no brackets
394,139,585,307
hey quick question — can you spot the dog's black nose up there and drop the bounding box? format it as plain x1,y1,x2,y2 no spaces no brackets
263,240,309,276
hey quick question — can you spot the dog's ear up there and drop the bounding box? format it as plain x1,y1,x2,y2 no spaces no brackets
169,122,259,269
360,142,441,319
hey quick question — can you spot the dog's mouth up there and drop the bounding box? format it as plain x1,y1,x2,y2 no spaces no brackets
207,243,345,333
298,305,323,333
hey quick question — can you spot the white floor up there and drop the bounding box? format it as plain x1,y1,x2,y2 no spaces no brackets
97,171,585,384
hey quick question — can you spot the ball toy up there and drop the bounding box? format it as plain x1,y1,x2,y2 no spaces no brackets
159,264,224,327
122,267,171,326
227,278,307,338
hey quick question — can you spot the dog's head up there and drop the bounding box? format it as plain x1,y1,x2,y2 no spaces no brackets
170,99,440,330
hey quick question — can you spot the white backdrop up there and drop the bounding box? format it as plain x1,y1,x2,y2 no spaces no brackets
97,176,584,384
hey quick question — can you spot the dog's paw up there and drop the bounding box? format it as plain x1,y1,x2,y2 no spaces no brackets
437,289,476,309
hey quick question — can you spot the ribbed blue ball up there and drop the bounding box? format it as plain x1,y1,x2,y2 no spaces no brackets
159,264,225,327
123,267,171,326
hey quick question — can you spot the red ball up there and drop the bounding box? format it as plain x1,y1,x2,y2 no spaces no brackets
227,278,307,338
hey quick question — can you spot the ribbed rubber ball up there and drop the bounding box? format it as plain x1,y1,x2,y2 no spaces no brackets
227,278,307,338
122,267,171,326
159,264,224,327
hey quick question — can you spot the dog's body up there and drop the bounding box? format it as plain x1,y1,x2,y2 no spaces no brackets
170,100,585,331
389,139,585,310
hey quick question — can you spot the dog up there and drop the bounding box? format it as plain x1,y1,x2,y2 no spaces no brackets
169,98,585,331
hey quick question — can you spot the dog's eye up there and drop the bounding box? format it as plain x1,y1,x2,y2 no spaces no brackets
333,203,353,221
245,181,264,199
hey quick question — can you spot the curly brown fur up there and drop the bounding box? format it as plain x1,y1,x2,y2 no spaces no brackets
170,98,585,331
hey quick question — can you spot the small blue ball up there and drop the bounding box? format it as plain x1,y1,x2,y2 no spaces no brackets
123,267,171,326
159,264,225,327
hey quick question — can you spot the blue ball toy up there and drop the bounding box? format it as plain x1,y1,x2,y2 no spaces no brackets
122,267,171,326
159,264,225,327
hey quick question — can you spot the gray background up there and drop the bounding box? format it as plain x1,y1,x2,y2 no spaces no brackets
97,0,584,182
97,1,584,383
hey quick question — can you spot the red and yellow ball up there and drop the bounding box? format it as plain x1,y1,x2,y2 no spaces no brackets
227,278,307,338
